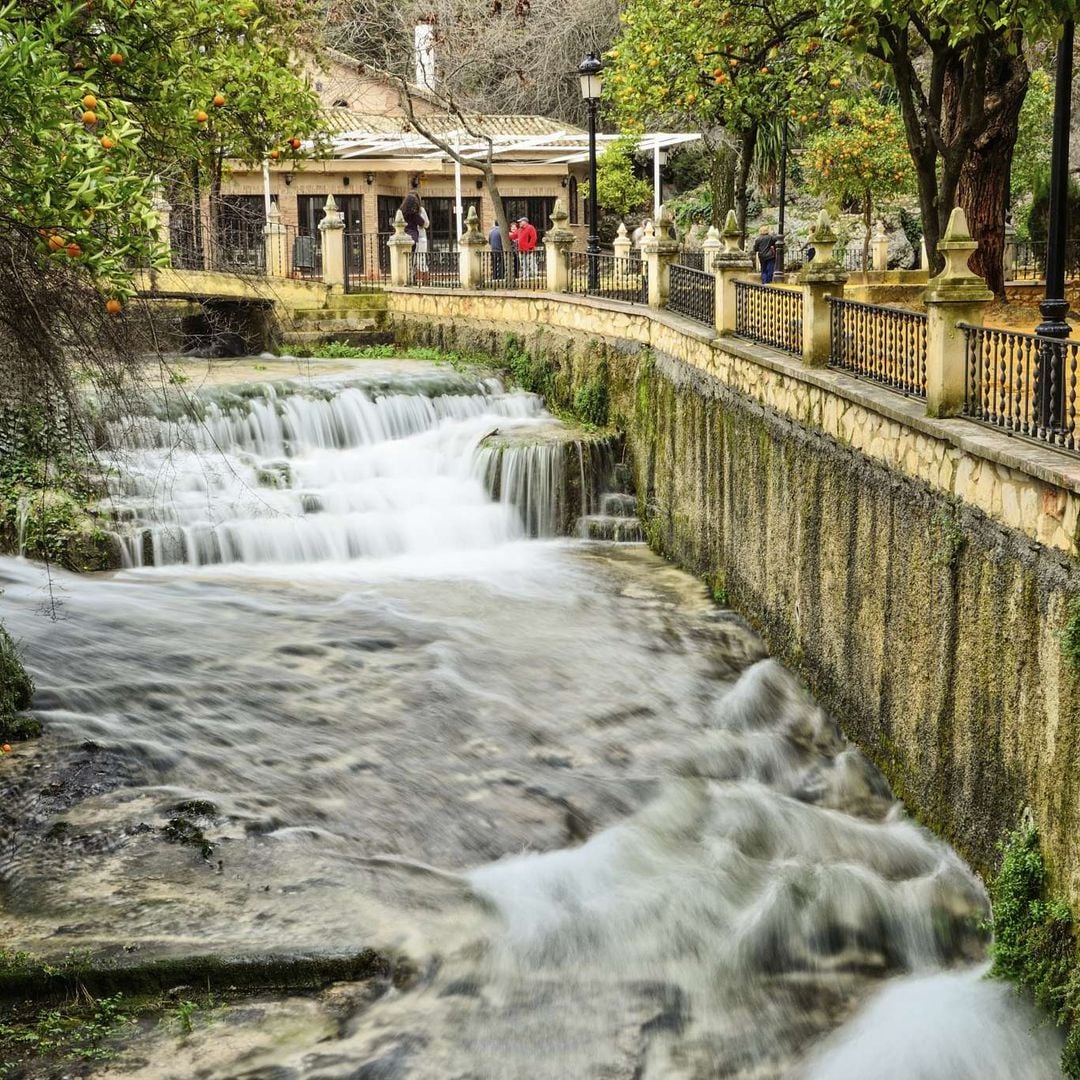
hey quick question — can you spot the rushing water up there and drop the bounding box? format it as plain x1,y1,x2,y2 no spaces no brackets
0,360,1062,1078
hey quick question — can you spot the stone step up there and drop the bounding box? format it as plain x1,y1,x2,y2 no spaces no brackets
284,316,379,332
290,298,387,321
577,515,645,543
600,492,637,517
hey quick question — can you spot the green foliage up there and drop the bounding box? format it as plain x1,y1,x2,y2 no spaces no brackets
989,824,1080,1076
804,95,912,219
573,377,609,427
1061,598,1080,669
0,625,34,743
505,339,556,399
172,999,200,1034
583,136,653,216
1012,67,1053,206
1,0,326,296
0,991,129,1074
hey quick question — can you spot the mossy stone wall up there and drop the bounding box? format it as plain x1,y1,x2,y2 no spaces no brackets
389,295,1080,905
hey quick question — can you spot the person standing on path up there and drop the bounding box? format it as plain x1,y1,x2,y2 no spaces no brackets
516,216,538,278
752,224,779,284
488,222,505,281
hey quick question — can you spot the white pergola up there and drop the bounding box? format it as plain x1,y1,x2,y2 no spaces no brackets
327,128,702,233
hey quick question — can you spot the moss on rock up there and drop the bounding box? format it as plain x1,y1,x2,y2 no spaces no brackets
0,623,35,742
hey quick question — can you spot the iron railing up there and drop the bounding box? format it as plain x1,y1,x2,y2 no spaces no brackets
667,263,715,328
961,323,1080,451
1010,240,1080,282
405,249,461,288
675,249,706,271
344,232,390,293
169,200,267,275
477,248,547,289
285,226,322,280
828,298,927,397
733,280,803,356
567,252,647,304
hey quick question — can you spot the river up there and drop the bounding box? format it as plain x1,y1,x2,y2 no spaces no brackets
0,358,1062,1078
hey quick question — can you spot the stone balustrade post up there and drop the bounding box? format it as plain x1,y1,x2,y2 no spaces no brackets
152,190,172,264
388,210,414,287
713,210,753,333
641,205,679,309
264,203,287,278
318,194,346,288
872,221,889,273
544,199,574,293
613,222,633,261
798,210,848,367
924,207,993,418
1004,217,1017,282
458,205,487,289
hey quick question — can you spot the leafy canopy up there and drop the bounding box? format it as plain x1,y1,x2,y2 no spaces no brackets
586,135,653,216
2,0,325,295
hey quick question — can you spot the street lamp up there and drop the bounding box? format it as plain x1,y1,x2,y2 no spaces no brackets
774,117,790,282
1037,19,1074,437
579,52,603,290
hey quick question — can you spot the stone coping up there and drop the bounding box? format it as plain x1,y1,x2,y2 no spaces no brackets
386,285,1080,498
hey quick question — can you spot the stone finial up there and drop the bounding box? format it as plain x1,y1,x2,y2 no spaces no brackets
872,219,886,241
460,203,485,246
702,224,722,270
616,221,628,239
809,210,837,266
657,203,678,244
926,205,992,300
545,198,574,244
705,224,720,244
152,191,172,214
268,203,281,224
721,209,742,253
643,220,656,240
393,209,406,236
319,193,344,230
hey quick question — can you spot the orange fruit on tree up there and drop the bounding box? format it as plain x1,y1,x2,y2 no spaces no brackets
213,93,226,107
82,94,97,109
109,52,124,64
105,298,123,315
195,109,209,123
289,137,302,150
82,109,97,125
269,148,280,159
1,744,11,754
66,242,83,258
100,135,115,149
48,234,65,252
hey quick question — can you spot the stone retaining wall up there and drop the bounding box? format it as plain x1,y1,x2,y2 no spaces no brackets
387,287,1080,906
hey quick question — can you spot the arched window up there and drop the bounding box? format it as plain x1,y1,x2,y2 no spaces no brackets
568,176,579,224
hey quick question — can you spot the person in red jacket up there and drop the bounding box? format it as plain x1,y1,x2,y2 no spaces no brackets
516,216,538,278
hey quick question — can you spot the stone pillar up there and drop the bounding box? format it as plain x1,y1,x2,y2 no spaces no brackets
388,210,414,287
798,210,849,368
920,237,929,272
713,210,753,333
613,222,633,261
458,204,487,289
152,190,172,264
872,221,889,273
318,194,346,288
544,199,574,293
641,205,679,309
264,203,287,278
1004,217,1017,282
924,207,993,418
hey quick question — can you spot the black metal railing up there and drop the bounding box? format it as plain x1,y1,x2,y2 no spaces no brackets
961,323,1080,451
344,231,390,293
675,249,706,271
169,200,267,275
567,252,647,304
733,280,803,356
284,226,322,280
828,298,927,397
406,248,461,288
667,263,715,328
1010,240,1080,282
477,247,547,289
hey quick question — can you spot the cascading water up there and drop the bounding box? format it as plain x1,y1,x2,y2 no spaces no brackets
0,358,1062,1078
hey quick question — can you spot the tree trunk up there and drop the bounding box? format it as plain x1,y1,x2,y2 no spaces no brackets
709,145,736,227
484,163,517,284
957,48,1029,299
734,124,757,241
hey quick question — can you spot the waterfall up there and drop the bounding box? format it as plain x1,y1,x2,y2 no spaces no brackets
97,369,615,567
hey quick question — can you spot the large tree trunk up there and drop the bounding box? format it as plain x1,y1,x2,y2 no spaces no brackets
956,48,1029,299
734,124,757,241
709,145,737,227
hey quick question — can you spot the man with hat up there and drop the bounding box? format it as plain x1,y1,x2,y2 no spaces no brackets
515,216,539,279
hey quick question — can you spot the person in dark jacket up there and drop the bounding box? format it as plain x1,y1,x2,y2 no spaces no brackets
488,223,505,280
752,225,779,284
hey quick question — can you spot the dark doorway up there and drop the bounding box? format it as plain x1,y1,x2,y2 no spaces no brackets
502,197,556,239
297,194,363,236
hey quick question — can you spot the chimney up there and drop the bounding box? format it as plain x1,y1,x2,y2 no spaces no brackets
414,20,436,90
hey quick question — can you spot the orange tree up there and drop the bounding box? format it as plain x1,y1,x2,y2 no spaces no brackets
803,95,911,272
605,0,852,233
2,0,325,304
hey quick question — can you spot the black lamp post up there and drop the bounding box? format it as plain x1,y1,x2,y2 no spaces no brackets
579,53,603,290
1037,19,1074,436
774,117,789,282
